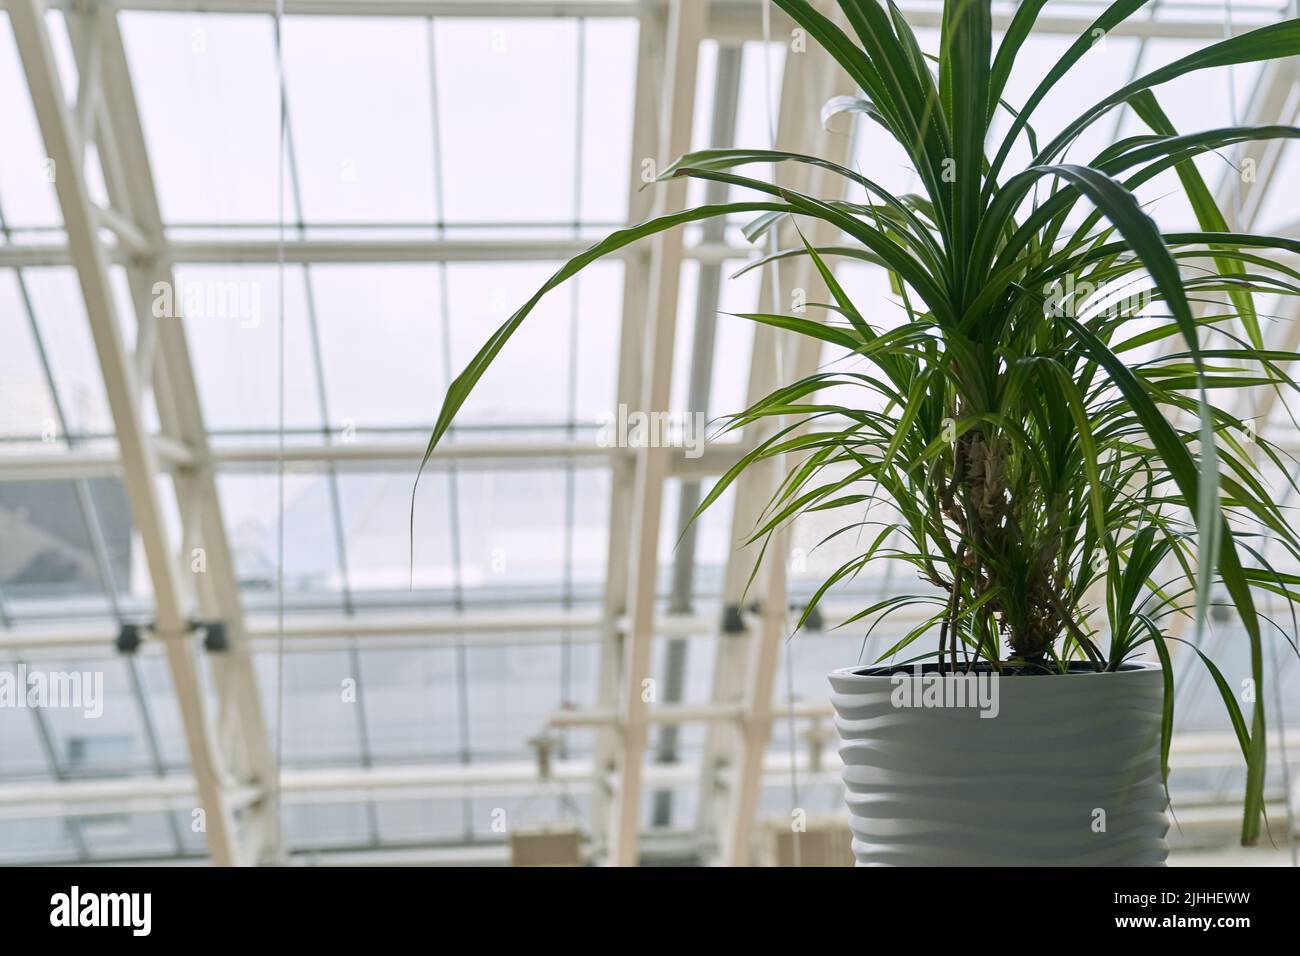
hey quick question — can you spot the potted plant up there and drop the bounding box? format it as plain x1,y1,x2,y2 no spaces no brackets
422,0,1300,865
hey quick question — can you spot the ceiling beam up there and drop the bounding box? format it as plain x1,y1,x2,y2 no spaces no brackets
0,236,756,268
5,0,244,866
1219,57,1300,233
606,0,703,867
0,437,749,481
0,598,918,654
38,0,1285,39
82,5,280,862
711,5,852,866
586,4,665,858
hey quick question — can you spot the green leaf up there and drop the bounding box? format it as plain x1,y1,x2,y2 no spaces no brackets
1128,90,1264,349
1036,18,1300,167
938,0,992,278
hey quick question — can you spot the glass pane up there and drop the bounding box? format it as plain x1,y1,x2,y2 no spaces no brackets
310,264,445,432
712,259,761,417
678,478,736,602
284,801,369,849
987,31,1143,175
218,471,344,608
338,470,455,602
122,12,281,225
470,793,586,839
433,19,578,224
571,266,624,426
34,654,148,777
283,17,437,224
87,478,153,609
357,646,460,761
0,479,109,617
736,40,785,151
0,269,59,443
0,15,61,227
258,648,363,767
1254,139,1300,234
444,262,576,427
0,818,79,864
0,653,52,779
375,798,466,843
464,642,562,761
455,467,608,605
180,264,322,435
81,811,177,861
569,468,611,599
579,19,638,224
25,268,113,438
133,653,188,770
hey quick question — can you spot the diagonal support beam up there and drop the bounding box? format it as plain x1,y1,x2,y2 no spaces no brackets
589,5,663,852
695,7,850,865
606,0,704,867
1211,57,1300,428
7,0,246,865
1218,57,1300,233
1163,57,1299,345
91,6,278,860
650,42,743,829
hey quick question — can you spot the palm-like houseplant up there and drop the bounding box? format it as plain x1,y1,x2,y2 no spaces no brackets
422,0,1300,864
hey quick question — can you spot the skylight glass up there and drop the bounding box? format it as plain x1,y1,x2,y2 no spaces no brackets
0,15,61,229
283,18,438,226
179,264,322,436
3,1,1297,866
310,264,446,432
24,268,114,438
122,13,281,227
433,19,580,225
0,270,60,443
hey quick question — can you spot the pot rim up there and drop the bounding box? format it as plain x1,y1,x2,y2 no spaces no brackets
829,659,1161,680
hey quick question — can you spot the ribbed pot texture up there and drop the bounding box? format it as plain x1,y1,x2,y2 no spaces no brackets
828,661,1169,866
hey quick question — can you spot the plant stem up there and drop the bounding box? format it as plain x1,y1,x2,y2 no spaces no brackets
1045,591,1106,672
938,546,966,677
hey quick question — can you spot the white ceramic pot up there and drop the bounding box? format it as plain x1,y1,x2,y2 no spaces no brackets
828,661,1169,866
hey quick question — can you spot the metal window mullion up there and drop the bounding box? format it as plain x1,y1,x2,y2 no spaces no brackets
426,18,468,618
0,130,129,628
652,43,742,830
455,641,473,839
274,32,378,845
558,16,589,754
124,653,188,852
0,581,12,629
10,0,245,864
69,16,196,858
0,202,126,626
607,0,705,866
13,651,89,861
421,19,475,840
1103,0,1164,145
426,24,472,841
698,16,849,864
91,7,276,861
587,6,662,857
74,449,187,849
4,193,160,856
275,26,356,616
